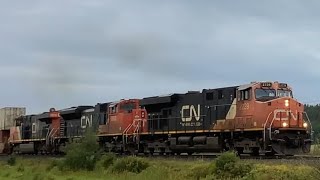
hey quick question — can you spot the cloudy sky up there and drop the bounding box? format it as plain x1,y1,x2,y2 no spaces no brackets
1,1,320,113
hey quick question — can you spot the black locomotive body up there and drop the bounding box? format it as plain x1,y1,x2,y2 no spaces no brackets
138,86,238,154
141,87,237,133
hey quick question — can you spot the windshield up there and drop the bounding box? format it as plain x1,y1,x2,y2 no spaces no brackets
277,90,293,98
255,89,276,99
120,103,136,111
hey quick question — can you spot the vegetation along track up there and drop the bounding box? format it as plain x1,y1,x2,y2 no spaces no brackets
113,152,320,161
1,152,319,163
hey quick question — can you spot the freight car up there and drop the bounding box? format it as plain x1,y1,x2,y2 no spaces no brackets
6,81,313,156
0,107,25,153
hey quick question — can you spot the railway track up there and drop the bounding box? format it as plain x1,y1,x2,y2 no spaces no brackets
113,152,320,161
0,152,319,162
144,153,320,161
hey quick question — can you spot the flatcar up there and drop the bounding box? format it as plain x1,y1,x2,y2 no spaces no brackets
7,81,312,156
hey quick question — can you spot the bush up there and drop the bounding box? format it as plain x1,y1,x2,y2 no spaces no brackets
46,159,62,171
243,164,317,180
61,129,100,171
215,151,239,172
187,163,214,180
214,151,252,178
100,153,116,169
7,155,16,166
17,164,25,172
111,156,149,174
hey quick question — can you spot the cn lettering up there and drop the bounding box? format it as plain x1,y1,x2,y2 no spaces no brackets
273,109,298,121
81,115,93,128
181,104,201,122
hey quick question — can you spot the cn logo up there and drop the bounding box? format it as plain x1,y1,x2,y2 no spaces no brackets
273,109,298,121
81,115,93,129
181,104,201,122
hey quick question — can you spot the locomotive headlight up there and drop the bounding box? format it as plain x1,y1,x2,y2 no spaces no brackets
284,100,290,107
303,122,308,128
282,122,288,127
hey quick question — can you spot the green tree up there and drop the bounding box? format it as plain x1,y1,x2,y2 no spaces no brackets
62,129,101,171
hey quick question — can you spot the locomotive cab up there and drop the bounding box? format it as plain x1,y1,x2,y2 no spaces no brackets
98,99,147,135
98,99,147,153
235,81,312,155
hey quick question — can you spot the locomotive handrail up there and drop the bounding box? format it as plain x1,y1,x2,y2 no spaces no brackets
46,128,53,146
123,123,133,135
45,127,52,143
133,120,141,134
122,123,134,145
268,111,280,140
147,115,207,121
263,111,274,146
208,104,233,108
51,128,58,138
133,120,142,143
303,112,313,135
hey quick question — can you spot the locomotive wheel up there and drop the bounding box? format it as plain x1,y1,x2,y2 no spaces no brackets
159,148,165,156
235,148,244,156
251,148,260,156
265,151,275,156
149,148,155,156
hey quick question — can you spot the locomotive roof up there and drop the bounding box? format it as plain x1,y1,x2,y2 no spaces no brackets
140,94,179,106
238,83,255,90
59,106,93,115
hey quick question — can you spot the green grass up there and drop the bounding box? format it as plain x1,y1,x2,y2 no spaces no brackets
0,156,319,180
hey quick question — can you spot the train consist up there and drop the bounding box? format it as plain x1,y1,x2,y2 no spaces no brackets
2,81,313,156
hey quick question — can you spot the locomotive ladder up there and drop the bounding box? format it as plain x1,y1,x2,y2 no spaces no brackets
122,119,143,151
122,123,133,146
59,119,65,137
133,120,142,143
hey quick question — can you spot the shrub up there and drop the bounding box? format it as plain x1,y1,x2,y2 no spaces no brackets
187,164,213,180
214,151,252,178
100,153,116,169
243,164,317,180
111,156,149,174
46,159,62,171
7,155,16,166
61,129,100,171
17,164,25,172
33,173,45,180
215,151,239,172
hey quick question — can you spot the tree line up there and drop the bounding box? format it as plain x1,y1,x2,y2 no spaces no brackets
305,104,320,134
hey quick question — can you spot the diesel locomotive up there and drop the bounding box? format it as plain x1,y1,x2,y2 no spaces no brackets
7,81,312,156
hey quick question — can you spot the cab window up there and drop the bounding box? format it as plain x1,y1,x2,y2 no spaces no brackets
120,103,136,112
238,88,251,101
110,105,117,114
255,89,276,99
277,90,293,98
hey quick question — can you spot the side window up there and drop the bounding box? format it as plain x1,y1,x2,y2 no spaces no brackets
238,89,251,101
244,90,249,100
218,90,223,99
32,123,36,133
206,92,214,100
110,105,117,114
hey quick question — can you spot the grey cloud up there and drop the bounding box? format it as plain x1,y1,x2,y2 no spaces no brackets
1,1,320,113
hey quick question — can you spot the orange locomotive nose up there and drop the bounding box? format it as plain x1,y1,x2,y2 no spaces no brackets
267,98,304,129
